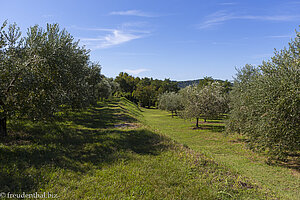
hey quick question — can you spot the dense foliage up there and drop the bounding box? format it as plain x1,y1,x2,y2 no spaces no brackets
226,30,300,159
0,21,110,136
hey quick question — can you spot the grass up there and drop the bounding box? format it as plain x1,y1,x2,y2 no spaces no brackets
0,97,271,199
142,109,300,200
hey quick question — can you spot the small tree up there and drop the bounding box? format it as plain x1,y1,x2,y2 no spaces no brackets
97,77,112,100
158,92,183,117
180,82,227,127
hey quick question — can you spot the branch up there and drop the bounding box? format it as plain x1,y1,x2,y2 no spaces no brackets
6,74,18,94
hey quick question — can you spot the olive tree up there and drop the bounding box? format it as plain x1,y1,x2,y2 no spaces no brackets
97,77,112,100
225,64,260,134
25,23,98,111
180,82,228,127
0,21,102,136
158,92,183,117
226,30,300,159
0,21,34,136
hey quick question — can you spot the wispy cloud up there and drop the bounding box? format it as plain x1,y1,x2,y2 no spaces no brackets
198,11,234,29
212,41,232,45
218,2,237,6
198,11,300,29
109,10,158,17
80,30,146,49
113,52,156,56
123,68,150,75
76,22,151,49
266,34,293,38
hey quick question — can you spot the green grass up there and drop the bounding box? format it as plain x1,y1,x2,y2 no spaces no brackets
142,108,300,200
0,98,277,199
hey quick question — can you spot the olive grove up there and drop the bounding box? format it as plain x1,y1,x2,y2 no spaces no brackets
226,30,300,159
0,21,109,136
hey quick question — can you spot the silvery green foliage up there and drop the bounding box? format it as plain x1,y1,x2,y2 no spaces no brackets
0,21,102,125
180,82,228,123
158,92,183,116
97,77,112,100
23,23,103,119
226,64,260,134
0,21,31,120
226,30,300,158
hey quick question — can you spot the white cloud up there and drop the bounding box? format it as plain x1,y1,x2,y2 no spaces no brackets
123,68,150,75
80,30,143,49
266,35,293,38
198,11,234,29
198,11,300,29
109,10,157,17
218,2,237,5
78,23,151,49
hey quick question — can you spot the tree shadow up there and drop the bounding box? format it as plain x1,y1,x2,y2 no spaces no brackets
0,99,168,193
269,152,300,173
193,124,225,132
67,103,138,129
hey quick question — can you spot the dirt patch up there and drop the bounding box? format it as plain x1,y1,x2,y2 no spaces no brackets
114,123,140,129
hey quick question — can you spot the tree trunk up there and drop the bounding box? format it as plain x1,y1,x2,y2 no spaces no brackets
204,118,207,123
196,118,199,128
0,117,7,137
171,111,173,118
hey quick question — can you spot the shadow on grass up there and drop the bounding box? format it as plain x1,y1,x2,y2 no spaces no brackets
0,99,168,192
66,100,138,129
272,152,300,173
191,123,225,132
229,139,299,172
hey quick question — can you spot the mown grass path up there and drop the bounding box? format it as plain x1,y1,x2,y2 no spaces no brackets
142,108,300,200
1,98,272,199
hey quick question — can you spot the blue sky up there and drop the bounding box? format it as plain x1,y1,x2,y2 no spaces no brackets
1,0,299,80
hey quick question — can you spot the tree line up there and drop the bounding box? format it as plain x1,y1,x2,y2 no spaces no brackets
114,72,179,107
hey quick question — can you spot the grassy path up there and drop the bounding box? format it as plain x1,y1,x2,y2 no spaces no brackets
0,98,269,199
142,108,300,200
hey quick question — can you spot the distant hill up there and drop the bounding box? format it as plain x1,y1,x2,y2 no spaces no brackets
175,78,232,88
